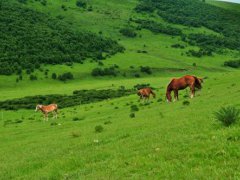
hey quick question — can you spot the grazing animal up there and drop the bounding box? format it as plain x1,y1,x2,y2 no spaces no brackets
35,104,58,121
166,75,203,102
137,87,156,101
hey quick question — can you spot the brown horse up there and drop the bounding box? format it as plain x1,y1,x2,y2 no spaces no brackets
35,104,58,121
166,75,203,102
137,87,156,101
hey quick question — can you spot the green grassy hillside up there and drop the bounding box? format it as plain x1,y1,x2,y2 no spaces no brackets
0,0,240,179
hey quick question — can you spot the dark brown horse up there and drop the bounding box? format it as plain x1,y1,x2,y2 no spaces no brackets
166,75,203,102
137,87,156,101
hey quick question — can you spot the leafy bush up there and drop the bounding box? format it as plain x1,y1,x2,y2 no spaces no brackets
29,74,37,81
76,0,87,8
72,117,85,121
119,28,137,38
52,73,57,79
182,100,190,106
129,113,135,118
133,19,182,36
95,125,104,133
91,66,118,76
58,72,74,81
186,48,212,57
134,73,140,78
171,44,185,49
104,121,112,125
134,83,151,90
50,122,58,126
140,66,152,74
224,60,240,68
215,106,240,126
131,105,139,112
17,0,27,3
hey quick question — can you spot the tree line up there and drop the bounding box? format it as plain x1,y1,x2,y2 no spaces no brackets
135,0,240,52
0,1,124,75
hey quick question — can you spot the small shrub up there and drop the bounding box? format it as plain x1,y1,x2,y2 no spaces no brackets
131,105,139,112
29,74,37,81
72,116,85,122
182,100,190,106
50,122,58,126
140,66,152,74
15,119,23,124
224,60,240,68
134,73,140,78
51,73,57,80
71,131,81,138
95,125,104,133
58,72,74,81
104,121,112,125
129,112,135,118
61,5,67,11
157,98,163,102
76,0,87,8
134,83,151,90
171,44,185,49
119,28,137,38
215,106,240,126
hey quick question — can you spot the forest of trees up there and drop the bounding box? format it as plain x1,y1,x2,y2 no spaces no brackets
132,19,182,36
135,0,240,52
0,1,124,75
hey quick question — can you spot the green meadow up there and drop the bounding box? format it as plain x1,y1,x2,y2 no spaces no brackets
0,0,240,179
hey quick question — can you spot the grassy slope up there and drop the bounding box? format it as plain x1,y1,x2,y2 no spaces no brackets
207,0,240,13
0,0,240,179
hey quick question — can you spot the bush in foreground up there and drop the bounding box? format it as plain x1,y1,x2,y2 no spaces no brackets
95,125,104,133
215,106,240,126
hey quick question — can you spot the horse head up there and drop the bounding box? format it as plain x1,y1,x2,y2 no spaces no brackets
35,104,42,112
166,91,172,102
194,77,203,89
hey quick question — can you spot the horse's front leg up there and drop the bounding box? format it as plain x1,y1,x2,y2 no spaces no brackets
190,85,195,98
45,113,48,121
55,110,58,119
174,90,178,102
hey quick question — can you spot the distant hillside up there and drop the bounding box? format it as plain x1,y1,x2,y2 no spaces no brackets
207,0,240,13
136,0,240,52
0,1,124,75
